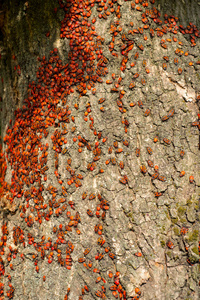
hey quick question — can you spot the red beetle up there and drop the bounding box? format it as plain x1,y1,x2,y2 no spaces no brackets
87,209,93,217
167,241,174,249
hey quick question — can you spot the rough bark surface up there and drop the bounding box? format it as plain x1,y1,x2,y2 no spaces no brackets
0,1,200,300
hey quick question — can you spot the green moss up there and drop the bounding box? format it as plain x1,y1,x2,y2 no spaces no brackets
196,73,200,81
164,210,171,219
191,246,199,256
173,227,180,236
187,194,198,207
188,230,199,242
178,206,186,216
162,226,166,232
127,213,134,222
186,199,192,206
189,255,199,264
180,218,187,223
160,240,165,248
166,251,172,258
171,217,178,224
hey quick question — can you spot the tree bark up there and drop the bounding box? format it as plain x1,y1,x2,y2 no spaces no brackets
0,0,200,300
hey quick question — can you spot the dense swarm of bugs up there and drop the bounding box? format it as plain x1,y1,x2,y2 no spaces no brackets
0,0,199,299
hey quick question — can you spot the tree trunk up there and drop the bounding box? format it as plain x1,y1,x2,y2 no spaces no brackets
0,0,200,300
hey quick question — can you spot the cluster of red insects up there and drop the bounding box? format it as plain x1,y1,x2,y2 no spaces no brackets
0,0,200,299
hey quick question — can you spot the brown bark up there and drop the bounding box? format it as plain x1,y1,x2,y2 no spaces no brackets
0,1,200,300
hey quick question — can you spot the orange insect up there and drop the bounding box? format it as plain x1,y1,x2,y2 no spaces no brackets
168,109,175,117
178,68,182,75
113,141,118,148
167,241,174,249
162,115,169,122
189,175,194,183
84,285,89,292
180,227,188,235
110,285,117,291
154,192,162,197
162,63,167,70
180,150,185,157
146,147,153,155
179,171,185,177
174,58,178,65
150,28,154,37
96,276,102,283
130,102,136,107
123,140,129,147
109,253,116,260
89,193,95,200
108,156,116,165
87,209,93,217
138,100,143,108
154,136,158,143
145,67,150,74
147,160,154,167
136,148,140,157
105,247,110,253
163,56,169,62
129,82,136,89
119,161,124,169
138,44,144,51
133,73,139,79
82,192,87,200
105,159,110,165
134,252,142,257
151,173,158,180
119,175,128,184
95,291,104,298
140,165,147,174
158,175,166,182
108,271,113,278
144,109,150,116
98,253,104,260
112,291,118,298
116,148,123,153
154,165,159,172
163,138,171,145
135,287,141,295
